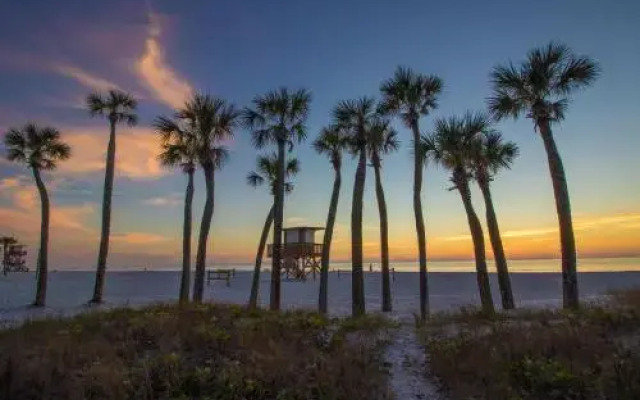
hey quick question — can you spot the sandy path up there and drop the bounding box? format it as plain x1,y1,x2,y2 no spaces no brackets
385,317,444,400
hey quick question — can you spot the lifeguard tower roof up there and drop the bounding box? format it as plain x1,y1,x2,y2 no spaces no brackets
283,226,324,231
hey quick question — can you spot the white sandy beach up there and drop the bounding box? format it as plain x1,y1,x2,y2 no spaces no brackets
3,270,640,326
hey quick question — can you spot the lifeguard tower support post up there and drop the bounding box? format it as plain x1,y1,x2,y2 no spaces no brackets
267,226,324,280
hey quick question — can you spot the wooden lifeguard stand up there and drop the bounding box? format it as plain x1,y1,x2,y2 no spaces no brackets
2,243,28,274
267,226,324,280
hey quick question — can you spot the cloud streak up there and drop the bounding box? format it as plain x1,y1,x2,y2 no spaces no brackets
53,64,122,92
58,126,165,179
136,13,192,109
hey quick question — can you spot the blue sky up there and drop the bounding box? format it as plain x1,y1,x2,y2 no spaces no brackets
0,0,639,269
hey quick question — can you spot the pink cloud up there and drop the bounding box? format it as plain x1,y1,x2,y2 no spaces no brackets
136,13,193,109
53,64,122,92
58,126,165,179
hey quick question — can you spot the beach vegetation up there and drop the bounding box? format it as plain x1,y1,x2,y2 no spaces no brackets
422,288,640,399
0,304,390,400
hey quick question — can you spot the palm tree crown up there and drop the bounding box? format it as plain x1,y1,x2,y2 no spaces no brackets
313,125,350,170
470,132,519,182
333,96,377,149
488,42,599,125
422,112,491,176
154,116,198,174
378,66,443,127
247,153,300,195
366,119,400,164
177,94,238,169
242,88,311,148
86,90,138,125
5,124,71,169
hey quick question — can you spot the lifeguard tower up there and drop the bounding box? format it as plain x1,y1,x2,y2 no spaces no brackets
268,226,324,280
2,244,28,274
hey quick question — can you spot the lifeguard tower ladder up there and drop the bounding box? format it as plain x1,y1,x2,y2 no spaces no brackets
267,226,324,280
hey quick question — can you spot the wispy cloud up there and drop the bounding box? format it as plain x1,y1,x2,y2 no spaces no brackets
136,13,192,109
58,126,165,179
143,194,182,207
53,64,122,92
439,213,640,242
111,232,171,245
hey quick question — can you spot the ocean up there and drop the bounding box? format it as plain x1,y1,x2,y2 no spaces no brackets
2,259,640,325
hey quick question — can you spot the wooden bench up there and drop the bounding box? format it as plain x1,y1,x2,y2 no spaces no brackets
206,268,236,286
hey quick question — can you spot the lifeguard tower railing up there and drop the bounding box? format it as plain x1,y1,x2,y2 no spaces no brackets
267,243,323,258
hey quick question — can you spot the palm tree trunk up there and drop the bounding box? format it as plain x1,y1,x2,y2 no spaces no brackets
372,153,392,312
538,119,578,309
318,161,341,314
32,168,50,307
91,118,116,304
249,203,275,309
410,119,429,320
179,168,195,303
193,164,215,302
478,177,515,310
2,241,7,276
351,145,367,317
457,175,494,314
270,140,286,310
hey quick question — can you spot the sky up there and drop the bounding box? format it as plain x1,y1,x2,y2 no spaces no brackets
0,0,639,270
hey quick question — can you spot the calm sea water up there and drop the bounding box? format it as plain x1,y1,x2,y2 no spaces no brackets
123,257,640,273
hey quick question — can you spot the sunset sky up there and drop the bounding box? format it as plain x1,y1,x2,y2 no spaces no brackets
1,0,639,270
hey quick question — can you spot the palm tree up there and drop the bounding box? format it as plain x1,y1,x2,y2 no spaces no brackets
175,94,238,303
4,124,71,306
247,153,299,309
242,88,311,311
379,66,443,320
366,119,399,312
1,236,17,276
488,42,599,309
422,113,495,314
154,115,198,303
334,96,377,317
313,125,349,314
470,132,519,310
86,90,137,304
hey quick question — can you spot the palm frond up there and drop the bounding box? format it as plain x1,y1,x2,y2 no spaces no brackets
3,124,71,170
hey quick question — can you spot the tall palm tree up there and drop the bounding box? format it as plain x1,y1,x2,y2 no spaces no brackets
470,132,519,310
247,153,299,309
86,90,137,304
334,96,377,317
242,88,311,311
488,42,599,309
422,113,495,314
313,125,349,314
176,94,238,303
1,236,17,276
154,115,198,304
4,124,71,306
366,119,399,312
379,66,443,320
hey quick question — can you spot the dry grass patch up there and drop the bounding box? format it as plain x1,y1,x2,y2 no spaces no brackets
0,304,391,400
421,288,640,400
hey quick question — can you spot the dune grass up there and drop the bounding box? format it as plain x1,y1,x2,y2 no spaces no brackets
0,304,391,400
421,288,640,400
